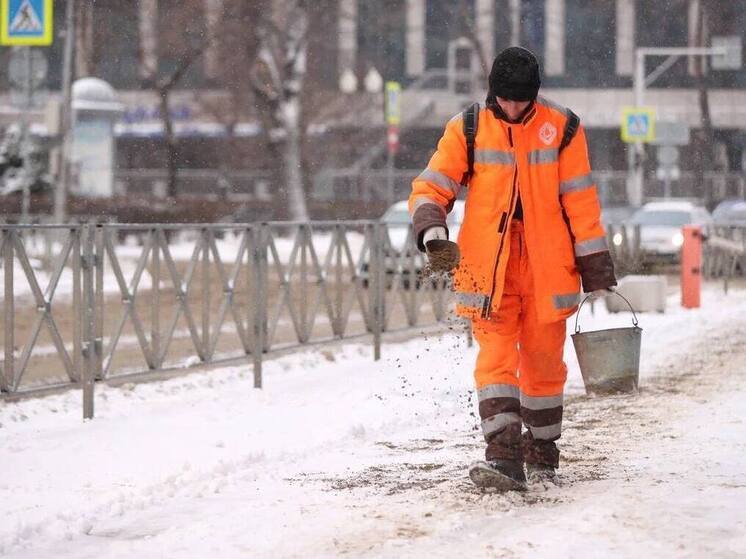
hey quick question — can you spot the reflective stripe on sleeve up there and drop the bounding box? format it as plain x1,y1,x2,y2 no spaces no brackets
455,291,488,309
527,148,559,164
478,383,520,402
475,149,515,165
559,173,595,195
553,292,580,310
412,196,446,216
574,236,609,257
416,168,462,196
481,412,522,440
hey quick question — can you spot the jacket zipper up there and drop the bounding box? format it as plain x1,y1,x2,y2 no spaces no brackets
481,127,518,319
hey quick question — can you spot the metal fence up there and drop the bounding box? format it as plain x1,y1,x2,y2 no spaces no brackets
703,225,746,291
604,223,644,274
3,220,743,418
594,171,746,206
1,222,465,417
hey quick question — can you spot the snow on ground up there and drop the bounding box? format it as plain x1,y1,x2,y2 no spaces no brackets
1,283,745,557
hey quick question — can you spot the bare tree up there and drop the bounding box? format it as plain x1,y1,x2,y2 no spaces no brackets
244,0,311,222
157,47,207,199
75,1,94,77
691,0,717,207
138,0,159,85
457,0,491,83
194,1,256,178
150,0,327,219
194,0,340,220
153,0,212,200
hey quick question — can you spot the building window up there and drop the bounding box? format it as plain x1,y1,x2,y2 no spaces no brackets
520,0,545,62
358,0,406,81
494,0,513,53
566,0,615,85
425,0,474,69
637,0,689,87
92,0,140,88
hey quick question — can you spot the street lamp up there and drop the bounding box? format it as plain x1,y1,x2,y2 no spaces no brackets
363,67,383,93
339,68,357,94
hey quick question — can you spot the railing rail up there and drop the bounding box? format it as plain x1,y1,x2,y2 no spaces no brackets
703,225,746,293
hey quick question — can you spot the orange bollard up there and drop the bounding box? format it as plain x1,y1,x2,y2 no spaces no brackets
681,225,702,309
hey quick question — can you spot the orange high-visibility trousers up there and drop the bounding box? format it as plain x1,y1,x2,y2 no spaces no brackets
472,221,567,466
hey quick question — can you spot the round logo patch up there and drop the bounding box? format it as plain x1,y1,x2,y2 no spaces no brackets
539,122,557,146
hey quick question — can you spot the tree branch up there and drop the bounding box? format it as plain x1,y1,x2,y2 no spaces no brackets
157,44,207,94
457,0,490,81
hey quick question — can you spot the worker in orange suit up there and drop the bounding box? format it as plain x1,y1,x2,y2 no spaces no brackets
409,47,617,490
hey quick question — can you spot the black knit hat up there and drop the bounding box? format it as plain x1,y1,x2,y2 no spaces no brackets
487,47,541,102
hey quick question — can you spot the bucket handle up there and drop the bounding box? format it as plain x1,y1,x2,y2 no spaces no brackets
574,291,639,334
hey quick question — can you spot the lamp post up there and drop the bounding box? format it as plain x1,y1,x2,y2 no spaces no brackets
627,46,729,207
55,0,76,224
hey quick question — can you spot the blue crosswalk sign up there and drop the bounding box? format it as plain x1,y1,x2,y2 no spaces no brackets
1,0,53,46
621,107,656,143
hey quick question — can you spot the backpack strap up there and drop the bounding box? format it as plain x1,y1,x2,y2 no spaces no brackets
559,109,580,154
558,109,581,244
460,102,479,186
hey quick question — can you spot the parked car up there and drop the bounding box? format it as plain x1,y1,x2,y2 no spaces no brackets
601,205,635,227
380,199,465,252
360,199,465,288
712,199,746,226
622,200,712,261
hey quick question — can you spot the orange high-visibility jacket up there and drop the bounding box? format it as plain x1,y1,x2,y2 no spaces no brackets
410,97,616,324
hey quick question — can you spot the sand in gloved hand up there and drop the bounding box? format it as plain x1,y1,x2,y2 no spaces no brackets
423,240,461,276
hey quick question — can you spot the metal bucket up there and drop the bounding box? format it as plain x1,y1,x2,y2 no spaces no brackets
571,292,642,395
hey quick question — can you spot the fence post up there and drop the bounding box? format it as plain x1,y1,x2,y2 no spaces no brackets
72,227,82,383
333,224,344,338
94,225,105,380
82,225,96,419
152,227,161,367
369,222,384,361
251,224,268,388
201,227,210,361
299,223,309,343
2,228,13,392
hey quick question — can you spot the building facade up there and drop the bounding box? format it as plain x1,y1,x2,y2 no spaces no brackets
0,0,744,205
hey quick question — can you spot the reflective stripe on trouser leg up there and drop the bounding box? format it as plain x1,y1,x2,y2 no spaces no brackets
521,392,563,441
478,383,521,441
478,388,522,461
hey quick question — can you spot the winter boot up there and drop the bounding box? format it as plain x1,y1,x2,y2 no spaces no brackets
469,459,527,491
525,462,557,484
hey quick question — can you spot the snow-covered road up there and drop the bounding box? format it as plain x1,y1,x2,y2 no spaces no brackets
2,285,746,558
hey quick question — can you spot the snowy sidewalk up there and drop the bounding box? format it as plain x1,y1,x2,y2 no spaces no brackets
1,286,746,557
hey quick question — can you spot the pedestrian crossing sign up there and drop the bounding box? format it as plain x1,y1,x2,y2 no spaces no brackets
621,107,656,143
1,0,53,46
